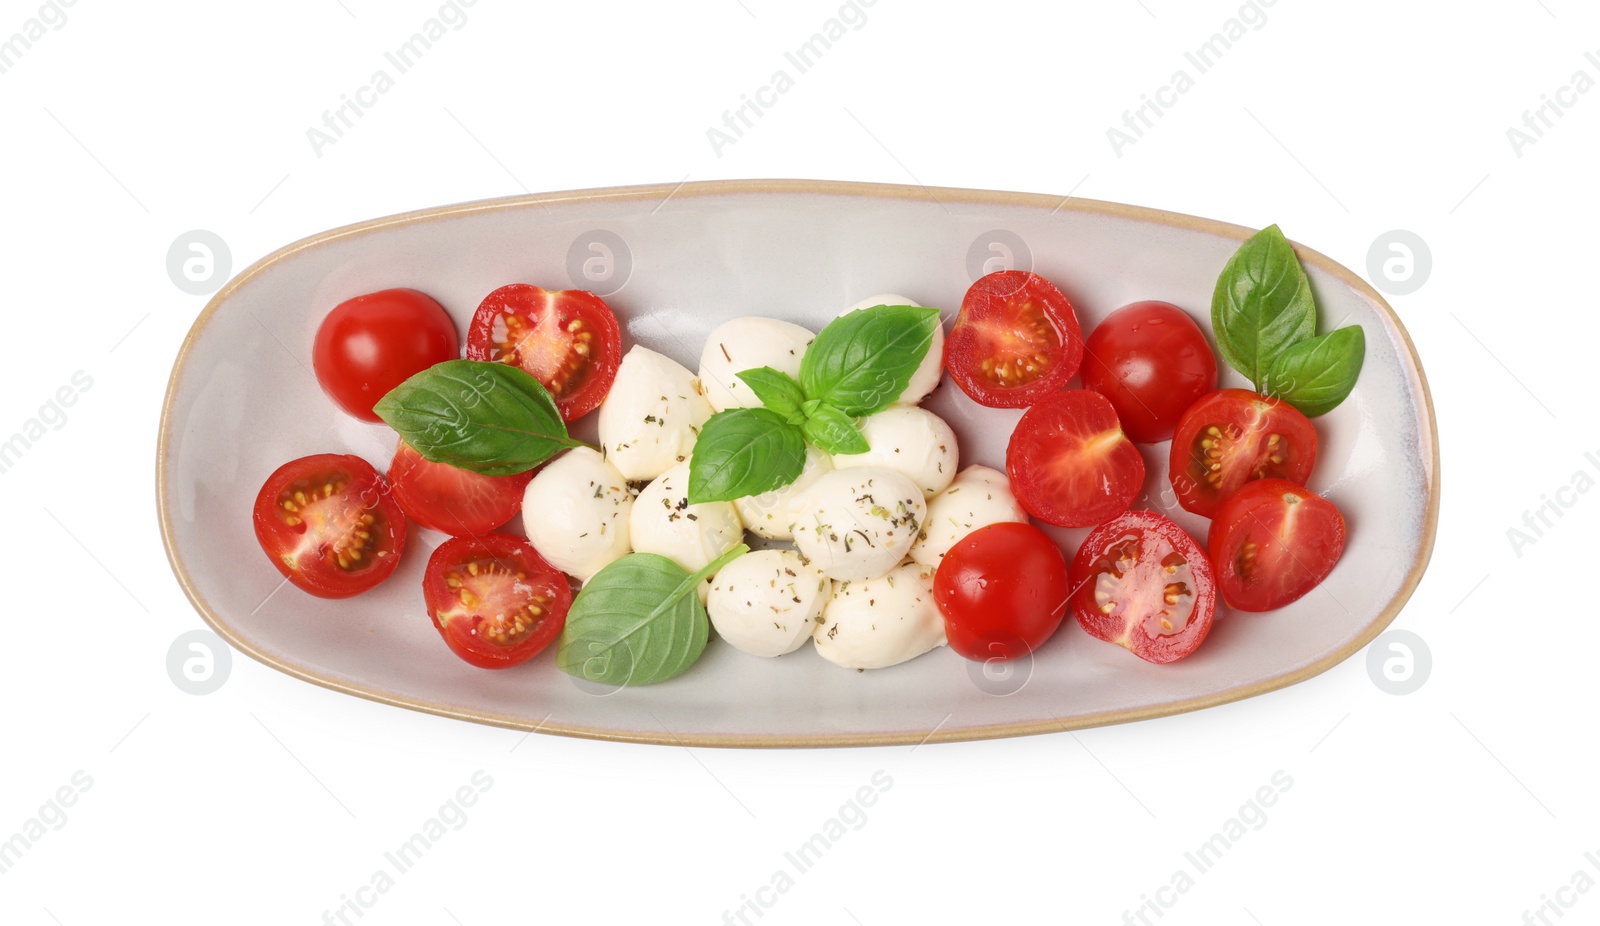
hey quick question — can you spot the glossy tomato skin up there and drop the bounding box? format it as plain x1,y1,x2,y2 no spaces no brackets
945,270,1084,408
388,441,531,536
933,522,1070,662
1069,510,1216,664
1168,389,1317,519
466,284,622,423
312,289,458,422
252,453,407,598
422,533,571,669
1006,390,1144,528
1082,301,1217,444
1208,478,1346,612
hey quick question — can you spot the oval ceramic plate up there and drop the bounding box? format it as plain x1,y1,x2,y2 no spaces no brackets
158,179,1438,748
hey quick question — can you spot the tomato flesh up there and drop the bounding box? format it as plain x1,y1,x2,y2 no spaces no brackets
1208,478,1346,611
1070,510,1216,664
933,522,1070,661
388,441,531,536
422,533,571,668
312,289,459,422
466,284,622,422
1169,389,1317,518
1081,301,1217,444
945,270,1084,407
1006,390,1144,528
252,453,407,598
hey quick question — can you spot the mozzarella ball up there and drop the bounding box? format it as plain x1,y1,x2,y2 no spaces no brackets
909,465,1029,568
733,445,834,540
629,461,744,600
838,294,945,405
697,317,816,413
830,406,958,497
706,550,828,658
813,563,946,670
791,467,925,582
520,448,633,581
598,346,713,482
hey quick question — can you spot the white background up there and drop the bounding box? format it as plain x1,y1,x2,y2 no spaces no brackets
1,0,1591,923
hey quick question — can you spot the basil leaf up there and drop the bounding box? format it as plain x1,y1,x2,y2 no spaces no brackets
687,408,806,504
1263,326,1365,417
1212,225,1317,388
800,305,940,416
374,360,585,476
735,367,807,423
556,546,748,687
801,403,869,455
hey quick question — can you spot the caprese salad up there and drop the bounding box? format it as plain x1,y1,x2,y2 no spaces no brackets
251,223,1360,684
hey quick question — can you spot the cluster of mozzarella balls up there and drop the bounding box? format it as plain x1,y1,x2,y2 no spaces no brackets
520,296,1028,670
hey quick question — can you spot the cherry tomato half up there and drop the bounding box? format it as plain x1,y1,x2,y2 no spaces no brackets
252,453,407,598
1006,390,1144,528
1070,510,1216,664
1081,301,1217,444
1168,389,1317,519
466,284,622,423
388,441,531,537
422,533,572,669
1208,479,1346,612
933,522,1070,662
312,289,459,422
945,270,1084,408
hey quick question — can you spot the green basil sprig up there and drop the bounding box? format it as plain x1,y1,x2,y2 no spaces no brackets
686,305,940,504
1211,224,1316,386
801,304,940,415
556,545,749,687
1262,326,1365,418
800,403,870,455
735,367,807,424
374,359,587,476
686,408,807,506
1211,226,1365,417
